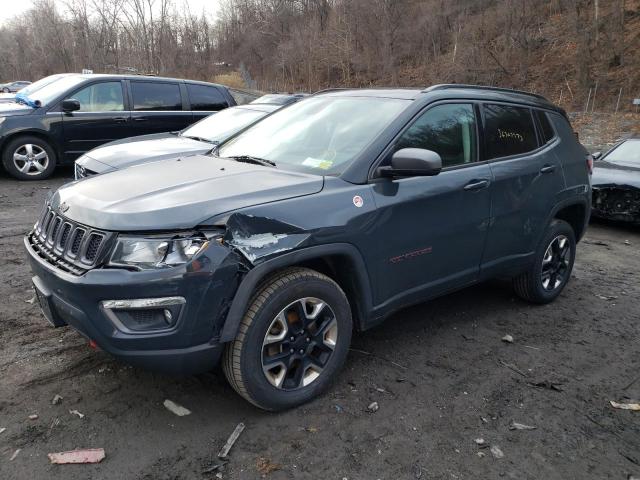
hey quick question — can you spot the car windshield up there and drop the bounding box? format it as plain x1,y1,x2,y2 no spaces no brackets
217,96,409,175
604,139,640,167
26,75,86,106
19,75,69,97
181,107,270,143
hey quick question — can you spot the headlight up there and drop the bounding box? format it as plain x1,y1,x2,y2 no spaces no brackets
108,232,217,270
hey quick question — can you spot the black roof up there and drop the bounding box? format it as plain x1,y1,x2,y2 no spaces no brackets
317,84,562,113
63,73,225,88
319,88,422,100
424,84,548,100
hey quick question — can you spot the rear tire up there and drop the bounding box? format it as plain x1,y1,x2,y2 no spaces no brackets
223,267,352,411
2,135,57,180
513,219,576,304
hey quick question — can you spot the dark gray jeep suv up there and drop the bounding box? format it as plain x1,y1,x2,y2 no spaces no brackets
25,85,591,410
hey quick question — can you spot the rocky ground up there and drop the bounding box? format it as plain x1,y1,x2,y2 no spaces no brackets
1,120,639,479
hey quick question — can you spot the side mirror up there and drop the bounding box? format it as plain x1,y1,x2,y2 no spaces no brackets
62,99,81,112
378,148,442,178
592,151,602,160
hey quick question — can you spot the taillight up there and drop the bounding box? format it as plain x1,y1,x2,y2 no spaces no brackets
586,154,594,175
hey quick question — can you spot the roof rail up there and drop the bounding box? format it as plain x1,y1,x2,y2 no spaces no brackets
423,84,549,101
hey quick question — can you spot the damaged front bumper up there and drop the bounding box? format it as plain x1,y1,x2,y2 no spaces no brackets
592,186,640,224
25,235,245,374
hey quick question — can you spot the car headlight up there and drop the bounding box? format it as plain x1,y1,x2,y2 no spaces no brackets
108,232,219,270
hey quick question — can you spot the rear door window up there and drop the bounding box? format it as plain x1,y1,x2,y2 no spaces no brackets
131,82,182,111
483,104,538,159
186,84,228,111
395,103,477,168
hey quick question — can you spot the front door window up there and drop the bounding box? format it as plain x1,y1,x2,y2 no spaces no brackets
395,103,477,168
72,82,124,112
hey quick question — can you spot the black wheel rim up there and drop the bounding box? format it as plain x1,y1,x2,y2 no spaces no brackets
261,297,338,390
541,234,571,291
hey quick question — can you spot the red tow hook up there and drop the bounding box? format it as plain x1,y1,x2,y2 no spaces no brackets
88,340,99,350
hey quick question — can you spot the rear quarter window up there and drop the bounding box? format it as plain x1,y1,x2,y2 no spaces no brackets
535,110,556,144
186,84,228,111
483,104,538,159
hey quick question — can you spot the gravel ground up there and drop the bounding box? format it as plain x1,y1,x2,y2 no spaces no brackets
0,166,639,480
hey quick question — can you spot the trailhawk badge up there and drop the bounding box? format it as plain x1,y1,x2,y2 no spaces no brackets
352,195,363,208
59,202,70,213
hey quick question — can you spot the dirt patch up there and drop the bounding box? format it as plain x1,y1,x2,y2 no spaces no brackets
1,166,639,480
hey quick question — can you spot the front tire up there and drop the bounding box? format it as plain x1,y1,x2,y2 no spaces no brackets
513,219,576,304
2,135,57,180
223,267,352,411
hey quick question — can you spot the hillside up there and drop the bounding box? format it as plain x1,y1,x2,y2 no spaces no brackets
0,0,638,115
215,0,640,114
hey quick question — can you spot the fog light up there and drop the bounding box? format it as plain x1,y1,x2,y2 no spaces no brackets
101,297,185,333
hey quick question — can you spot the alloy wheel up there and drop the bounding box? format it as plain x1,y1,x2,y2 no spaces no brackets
541,234,571,291
13,144,49,176
261,297,338,390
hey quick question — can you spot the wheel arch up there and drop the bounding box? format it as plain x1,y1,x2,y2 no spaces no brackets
551,198,590,241
0,129,61,162
220,243,373,342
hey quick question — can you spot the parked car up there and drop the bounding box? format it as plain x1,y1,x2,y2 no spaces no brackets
74,95,305,179
0,74,236,180
591,135,640,224
2,80,31,93
26,85,591,410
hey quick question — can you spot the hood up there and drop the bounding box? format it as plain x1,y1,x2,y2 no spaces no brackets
51,155,324,231
0,102,34,116
592,160,640,189
81,133,211,170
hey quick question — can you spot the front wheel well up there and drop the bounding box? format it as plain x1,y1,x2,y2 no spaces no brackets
554,203,587,241
220,245,373,343
288,256,367,332
0,131,59,160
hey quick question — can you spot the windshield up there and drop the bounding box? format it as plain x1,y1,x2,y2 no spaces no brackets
25,75,85,106
604,139,640,167
181,107,270,143
19,75,69,97
218,96,409,175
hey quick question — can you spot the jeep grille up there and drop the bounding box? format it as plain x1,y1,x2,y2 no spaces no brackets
29,205,112,275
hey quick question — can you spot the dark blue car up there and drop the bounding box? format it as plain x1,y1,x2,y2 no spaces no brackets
26,85,591,410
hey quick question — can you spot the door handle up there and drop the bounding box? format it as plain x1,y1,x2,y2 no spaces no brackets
463,179,490,191
540,164,556,174
113,117,128,123
133,117,147,122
